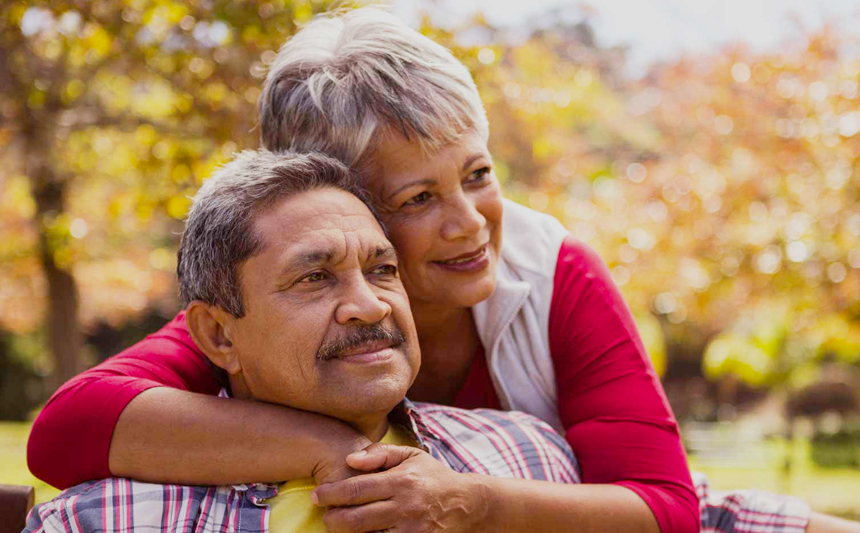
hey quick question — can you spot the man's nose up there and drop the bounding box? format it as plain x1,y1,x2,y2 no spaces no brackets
440,190,485,242
334,276,392,325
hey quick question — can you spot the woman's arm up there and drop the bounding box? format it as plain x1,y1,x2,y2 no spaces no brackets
313,444,660,533
548,237,699,533
476,477,658,533
109,387,370,485
28,312,369,488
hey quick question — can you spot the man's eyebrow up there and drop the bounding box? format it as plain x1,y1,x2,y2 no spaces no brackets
371,246,397,261
287,246,394,269
292,249,335,268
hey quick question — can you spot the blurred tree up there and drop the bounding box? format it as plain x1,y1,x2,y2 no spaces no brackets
1,0,858,401
0,0,342,386
449,16,860,387
637,33,860,332
635,33,860,388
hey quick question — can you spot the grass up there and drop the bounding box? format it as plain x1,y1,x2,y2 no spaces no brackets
0,421,59,504
2,421,859,518
689,437,860,520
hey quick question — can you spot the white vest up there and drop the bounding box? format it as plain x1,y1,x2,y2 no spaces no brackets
472,199,570,433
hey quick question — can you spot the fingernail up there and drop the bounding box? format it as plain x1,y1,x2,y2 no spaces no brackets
351,449,368,457
310,491,319,505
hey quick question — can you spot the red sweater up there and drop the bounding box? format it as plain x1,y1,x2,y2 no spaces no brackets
28,238,698,533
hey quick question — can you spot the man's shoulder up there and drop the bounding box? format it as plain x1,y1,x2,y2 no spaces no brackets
413,403,566,446
415,402,553,429
25,478,241,533
410,403,580,483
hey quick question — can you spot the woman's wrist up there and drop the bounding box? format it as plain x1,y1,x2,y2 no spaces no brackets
463,473,495,533
310,420,372,484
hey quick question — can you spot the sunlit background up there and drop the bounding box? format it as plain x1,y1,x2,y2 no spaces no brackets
1,0,859,516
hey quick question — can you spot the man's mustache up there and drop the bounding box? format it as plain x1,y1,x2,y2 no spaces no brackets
316,323,407,361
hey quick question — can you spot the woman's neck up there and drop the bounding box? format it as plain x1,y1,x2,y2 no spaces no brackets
407,302,481,405
411,302,472,344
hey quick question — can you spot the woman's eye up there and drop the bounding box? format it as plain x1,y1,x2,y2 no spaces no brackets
402,191,431,207
468,167,491,183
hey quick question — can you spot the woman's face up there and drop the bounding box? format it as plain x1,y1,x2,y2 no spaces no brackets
365,129,503,312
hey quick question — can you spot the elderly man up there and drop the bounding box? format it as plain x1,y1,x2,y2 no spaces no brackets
24,150,579,533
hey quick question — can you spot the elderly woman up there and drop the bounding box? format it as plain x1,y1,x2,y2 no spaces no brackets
28,7,856,533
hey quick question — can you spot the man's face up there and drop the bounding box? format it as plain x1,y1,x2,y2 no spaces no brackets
224,187,419,431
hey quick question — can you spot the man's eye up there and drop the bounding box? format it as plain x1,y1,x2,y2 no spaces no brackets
402,191,431,207
372,264,398,276
298,272,327,284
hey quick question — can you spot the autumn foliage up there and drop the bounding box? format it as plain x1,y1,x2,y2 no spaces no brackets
1,2,858,404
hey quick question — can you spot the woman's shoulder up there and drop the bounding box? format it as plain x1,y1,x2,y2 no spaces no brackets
112,311,202,359
97,311,211,381
499,199,569,278
555,236,609,275
497,199,612,292
501,198,567,236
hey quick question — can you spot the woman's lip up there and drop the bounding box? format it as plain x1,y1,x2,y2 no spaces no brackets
434,244,488,264
431,246,490,273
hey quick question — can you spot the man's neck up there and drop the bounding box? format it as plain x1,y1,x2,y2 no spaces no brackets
351,414,391,442
228,379,397,442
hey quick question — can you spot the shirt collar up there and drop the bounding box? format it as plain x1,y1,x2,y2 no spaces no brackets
388,398,433,452
217,389,432,505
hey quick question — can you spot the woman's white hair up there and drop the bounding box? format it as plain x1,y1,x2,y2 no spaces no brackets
259,6,489,167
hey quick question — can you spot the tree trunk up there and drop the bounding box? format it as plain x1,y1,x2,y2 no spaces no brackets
9,15,84,391
40,231,82,389
24,111,82,389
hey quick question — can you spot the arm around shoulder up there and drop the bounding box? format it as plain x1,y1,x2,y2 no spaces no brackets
29,312,369,488
548,237,699,533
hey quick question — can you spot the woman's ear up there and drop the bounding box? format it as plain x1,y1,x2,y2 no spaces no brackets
185,301,242,375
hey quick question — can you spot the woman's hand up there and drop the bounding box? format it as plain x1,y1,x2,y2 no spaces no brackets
313,442,661,533
311,431,374,485
311,443,489,533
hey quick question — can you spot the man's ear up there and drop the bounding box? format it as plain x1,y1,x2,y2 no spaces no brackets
185,301,242,375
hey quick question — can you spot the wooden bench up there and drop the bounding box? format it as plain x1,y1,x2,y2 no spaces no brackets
0,484,34,533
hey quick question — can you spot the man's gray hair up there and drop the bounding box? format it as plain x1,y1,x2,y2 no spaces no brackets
259,6,489,167
177,150,368,317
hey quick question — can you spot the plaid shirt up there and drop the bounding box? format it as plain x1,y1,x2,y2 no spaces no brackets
26,397,811,533
696,472,811,533
25,399,580,533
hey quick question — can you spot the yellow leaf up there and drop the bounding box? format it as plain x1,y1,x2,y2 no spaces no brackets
84,24,112,58
166,195,191,219
294,3,313,23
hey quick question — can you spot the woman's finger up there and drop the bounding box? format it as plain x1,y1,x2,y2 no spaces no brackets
346,442,423,471
312,470,396,507
321,500,398,533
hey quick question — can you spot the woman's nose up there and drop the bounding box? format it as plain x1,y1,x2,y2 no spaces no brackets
440,191,485,241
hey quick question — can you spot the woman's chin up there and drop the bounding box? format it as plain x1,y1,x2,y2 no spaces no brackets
404,259,499,310
431,276,497,310
462,278,496,306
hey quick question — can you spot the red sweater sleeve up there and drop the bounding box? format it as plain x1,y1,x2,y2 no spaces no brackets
27,311,221,489
549,238,699,533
